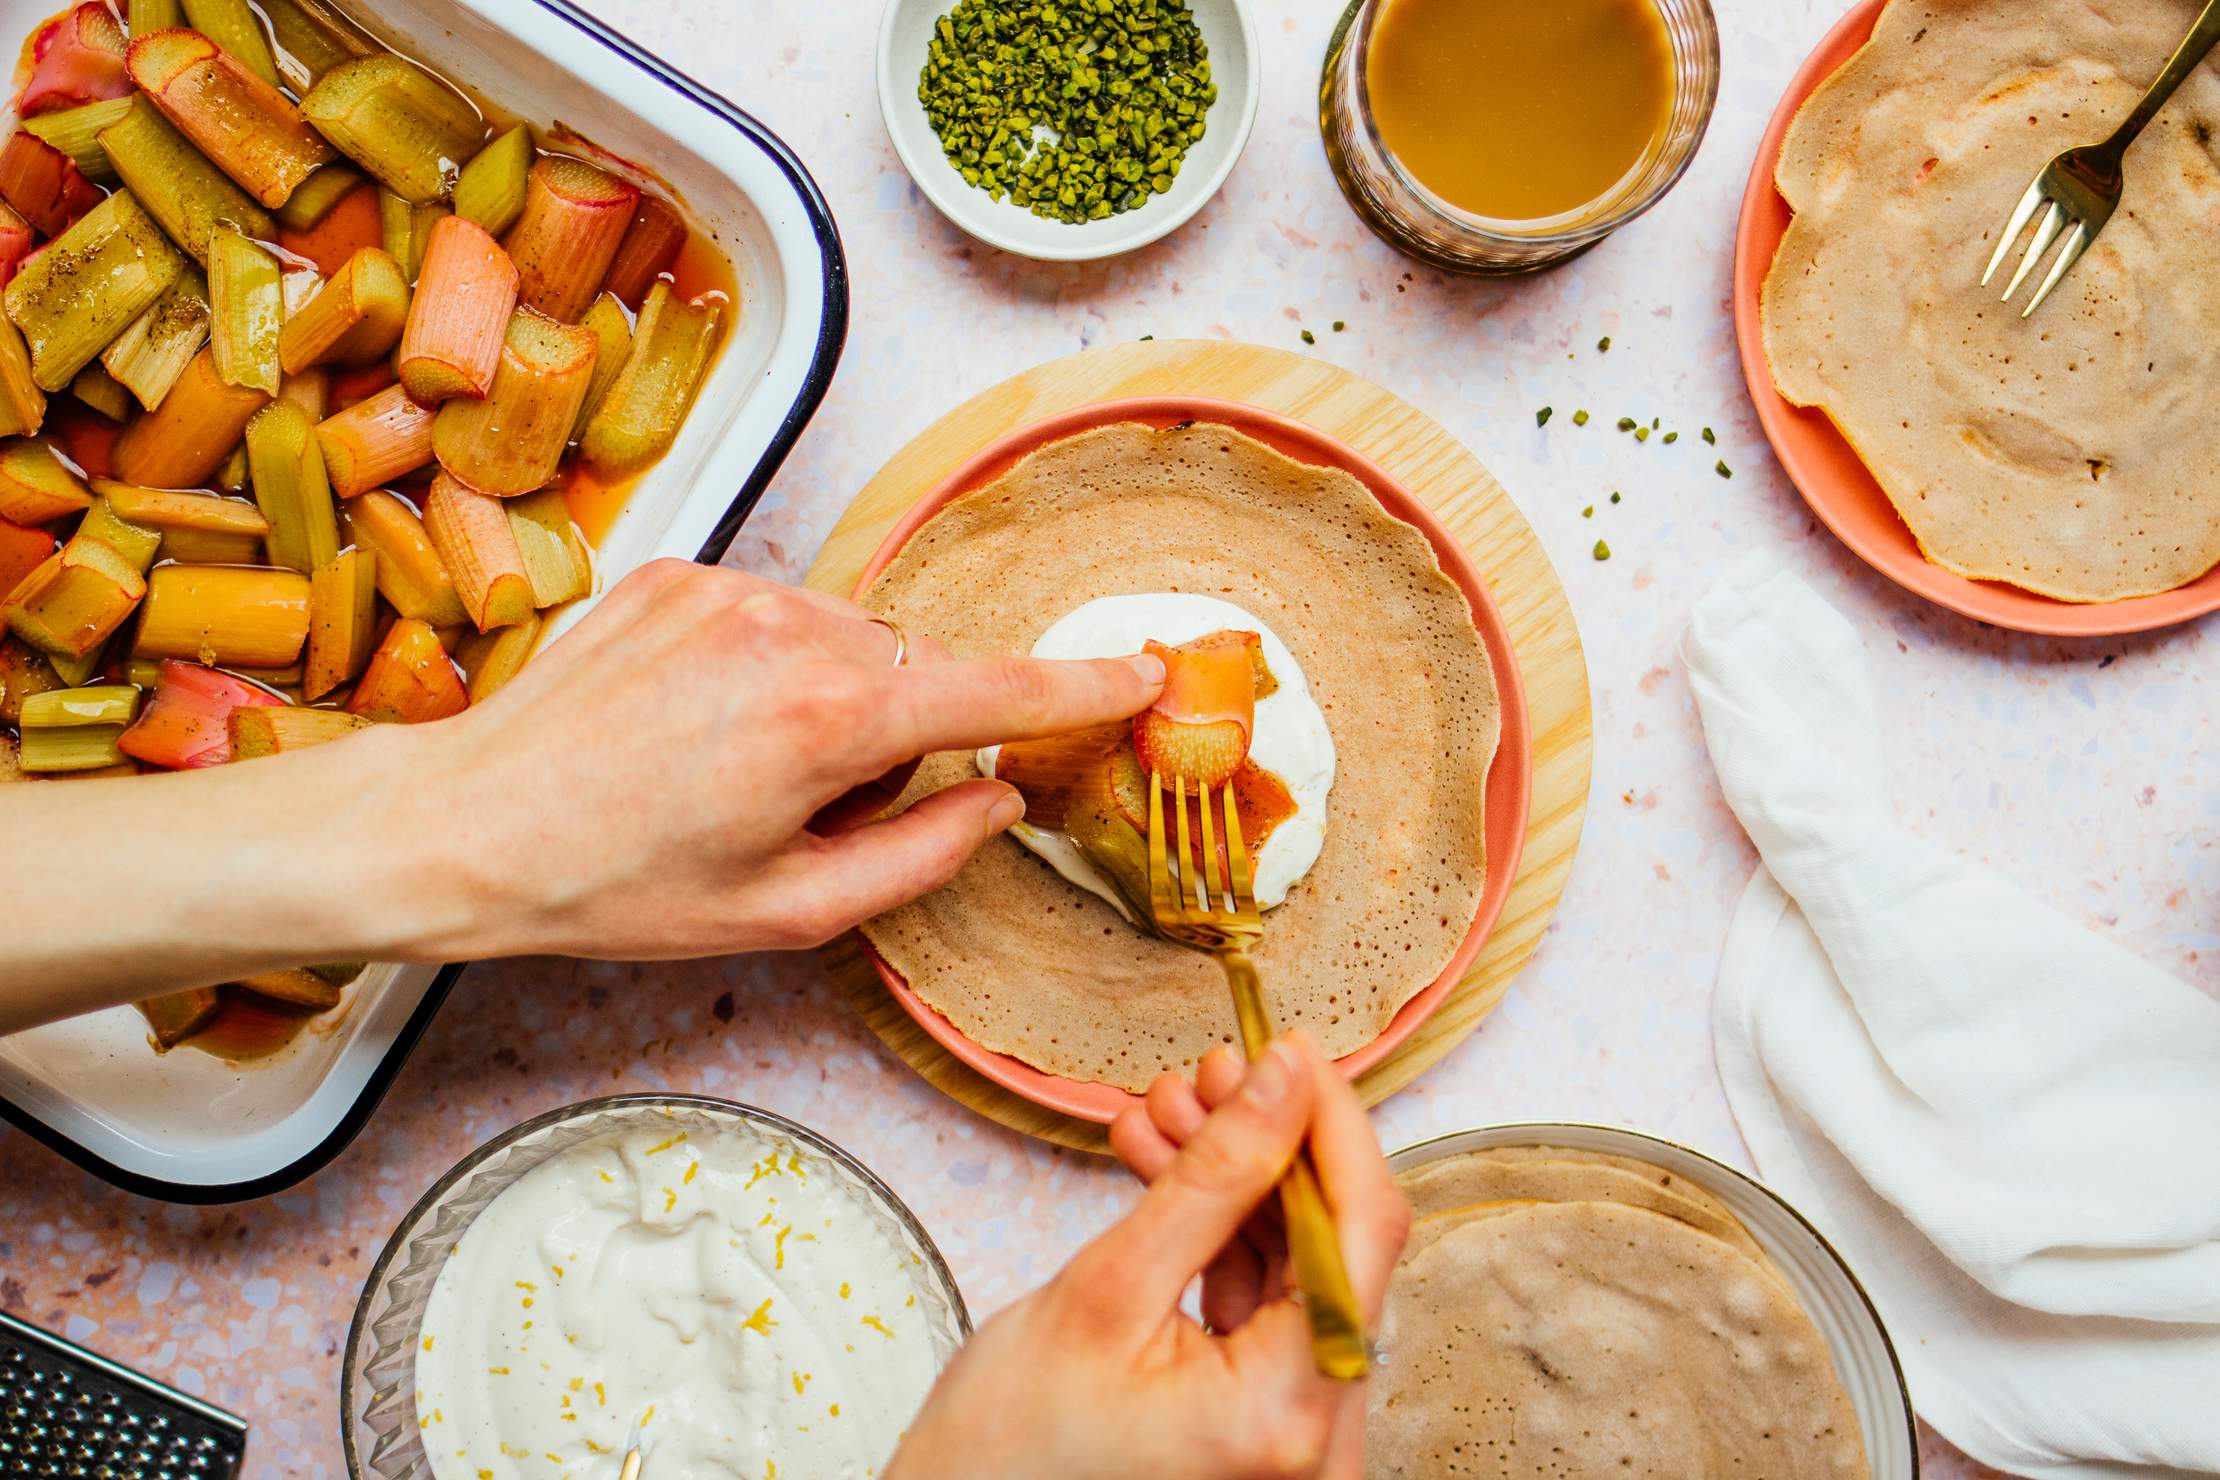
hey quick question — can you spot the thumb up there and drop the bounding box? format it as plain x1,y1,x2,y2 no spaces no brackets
769,778,1024,941
1071,1037,1316,1317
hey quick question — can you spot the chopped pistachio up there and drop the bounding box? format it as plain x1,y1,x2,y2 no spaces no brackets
1581,504,1593,517
1716,460,1733,478
1610,491,1622,504
1572,409,1589,426
1634,426,1650,443
1596,336,1611,352
1616,417,1636,432
1662,431,1678,444
1703,426,1717,444
1300,329,1315,345
1332,320,1346,332
1536,407,1553,427
1593,539,1612,561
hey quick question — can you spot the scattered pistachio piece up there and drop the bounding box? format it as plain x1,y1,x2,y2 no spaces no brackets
1635,426,1650,443
1716,460,1733,478
1702,426,1717,445
1301,329,1315,345
1662,430,1678,444
1582,504,1594,517
1610,491,1622,504
1593,539,1612,560
1332,320,1346,332
1537,407,1553,427
1616,417,1637,432
1572,409,1590,426
1597,336,1611,352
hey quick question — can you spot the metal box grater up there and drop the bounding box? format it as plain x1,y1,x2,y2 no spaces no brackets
0,1310,246,1479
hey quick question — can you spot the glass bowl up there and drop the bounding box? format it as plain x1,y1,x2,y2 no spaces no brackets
340,1094,970,1479
1319,0,1721,274
1387,1121,1918,1477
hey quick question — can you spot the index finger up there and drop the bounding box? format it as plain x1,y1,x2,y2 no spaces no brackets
870,651,1165,762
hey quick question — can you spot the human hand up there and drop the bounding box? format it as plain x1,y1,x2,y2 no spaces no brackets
884,1034,1410,1480
389,558,1165,961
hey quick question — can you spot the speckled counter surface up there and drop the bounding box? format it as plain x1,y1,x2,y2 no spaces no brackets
1,1,2211,1475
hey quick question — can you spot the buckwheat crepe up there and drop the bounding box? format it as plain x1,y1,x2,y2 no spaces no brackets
1401,1153,1767,1263
1371,1201,1869,1479
858,422,1499,1092
1763,0,2220,601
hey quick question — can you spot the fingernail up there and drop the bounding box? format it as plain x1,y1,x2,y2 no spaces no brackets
987,789,1027,833
1241,1042,1293,1107
1127,652,1166,686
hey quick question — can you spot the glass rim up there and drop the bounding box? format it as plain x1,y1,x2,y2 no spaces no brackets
1345,0,1723,250
339,1092,972,1480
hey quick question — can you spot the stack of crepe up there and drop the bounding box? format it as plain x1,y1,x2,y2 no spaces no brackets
1369,1145,1869,1478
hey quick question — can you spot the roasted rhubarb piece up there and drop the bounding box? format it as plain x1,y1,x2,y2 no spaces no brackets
3,188,185,391
133,564,311,667
0,635,64,724
602,195,687,308
396,214,517,402
0,438,91,525
302,545,374,698
97,482,269,566
101,267,210,410
0,131,102,237
279,364,330,420
128,28,336,208
301,55,484,204
314,381,435,496
432,308,597,495
1130,630,1262,788
16,683,141,770
340,489,466,625
244,400,338,572
504,487,590,606
3,536,144,658
19,4,131,118
71,363,131,420
0,314,44,436
260,0,377,92
455,609,538,701
275,162,363,231
207,228,283,394
278,245,408,370
502,156,637,322
75,494,163,572
378,187,447,282
109,345,270,486
138,986,218,1049
127,0,187,33
179,0,281,88
452,123,532,236
233,967,343,1008
228,702,368,756
423,473,531,630
578,283,721,478
571,291,632,435
22,96,132,184
117,658,282,768
0,518,57,595
347,615,464,723
97,95,276,262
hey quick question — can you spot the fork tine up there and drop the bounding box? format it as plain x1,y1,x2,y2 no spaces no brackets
2021,219,2091,317
1981,178,2048,286
2002,201,2067,301
1221,783,1257,917
1172,774,1203,912
1146,769,1175,925
1197,777,1222,911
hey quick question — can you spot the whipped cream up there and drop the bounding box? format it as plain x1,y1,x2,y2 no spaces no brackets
414,1120,941,1480
981,592,1336,915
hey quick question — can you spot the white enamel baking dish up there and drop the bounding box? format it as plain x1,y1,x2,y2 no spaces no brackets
0,0,847,1201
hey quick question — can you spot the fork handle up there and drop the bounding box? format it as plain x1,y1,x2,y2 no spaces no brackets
1218,946,1371,1381
2106,0,2220,155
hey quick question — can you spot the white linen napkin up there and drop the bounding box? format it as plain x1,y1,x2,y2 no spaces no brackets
1683,552,2220,1480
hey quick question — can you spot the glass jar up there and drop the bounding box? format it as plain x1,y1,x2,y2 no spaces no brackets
1319,0,1721,275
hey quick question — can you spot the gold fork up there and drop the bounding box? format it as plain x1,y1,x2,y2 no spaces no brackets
1145,769,1370,1381
1981,0,2220,316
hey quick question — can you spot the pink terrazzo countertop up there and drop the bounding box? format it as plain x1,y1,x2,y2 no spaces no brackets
2,1,2213,1475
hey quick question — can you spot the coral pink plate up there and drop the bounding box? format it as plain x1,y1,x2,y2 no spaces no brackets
850,397,1533,1124
1733,0,2220,635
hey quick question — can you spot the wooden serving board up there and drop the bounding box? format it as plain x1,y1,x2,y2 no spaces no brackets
807,339,1592,1152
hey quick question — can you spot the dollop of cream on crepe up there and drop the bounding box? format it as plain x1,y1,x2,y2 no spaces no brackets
979,592,1334,915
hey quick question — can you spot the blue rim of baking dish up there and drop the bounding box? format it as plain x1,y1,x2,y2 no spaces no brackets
0,0,850,1206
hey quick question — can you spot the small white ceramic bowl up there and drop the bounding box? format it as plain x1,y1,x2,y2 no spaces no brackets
876,0,1258,261
1387,1122,1918,1480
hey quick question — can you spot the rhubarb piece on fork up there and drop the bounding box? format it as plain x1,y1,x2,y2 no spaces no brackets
1129,629,1262,788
